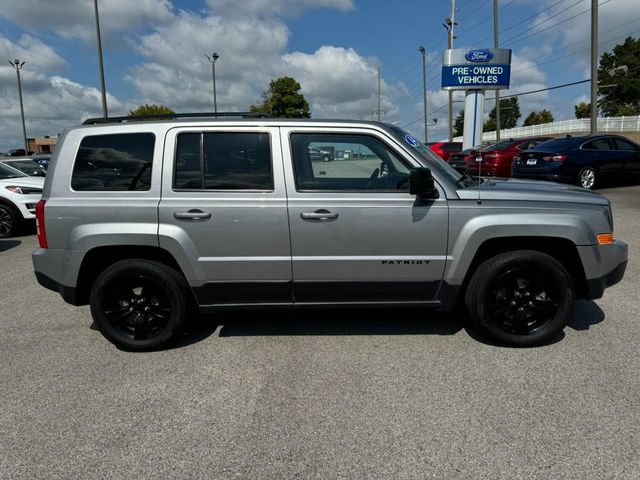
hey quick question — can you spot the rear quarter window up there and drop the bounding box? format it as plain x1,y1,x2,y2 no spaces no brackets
71,133,155,191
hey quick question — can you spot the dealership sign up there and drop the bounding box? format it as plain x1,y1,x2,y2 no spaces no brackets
441,48,512,90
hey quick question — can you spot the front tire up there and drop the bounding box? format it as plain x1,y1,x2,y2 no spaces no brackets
90,260,189,350
578,166,597,189
465,250,574,347
0,203,19,238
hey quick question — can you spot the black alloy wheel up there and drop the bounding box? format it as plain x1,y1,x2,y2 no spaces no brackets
465,250,574,347
0,204,18,238
485,266,561,336
90,260,189,350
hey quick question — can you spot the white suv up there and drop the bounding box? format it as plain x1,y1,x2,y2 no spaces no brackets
0,163,44,237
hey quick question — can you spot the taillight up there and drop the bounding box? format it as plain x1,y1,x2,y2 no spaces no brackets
542,154,566,162
35,200,47,248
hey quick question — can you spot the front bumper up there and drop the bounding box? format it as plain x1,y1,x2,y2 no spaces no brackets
578,240,629,299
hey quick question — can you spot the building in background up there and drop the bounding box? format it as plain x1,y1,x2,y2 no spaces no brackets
27,136,58,154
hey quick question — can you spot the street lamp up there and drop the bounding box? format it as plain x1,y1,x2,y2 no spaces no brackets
418,46,428,143
8,59,28,154
205,52,220,113
93,0,108,118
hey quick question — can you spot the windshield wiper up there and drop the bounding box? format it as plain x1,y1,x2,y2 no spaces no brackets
456,173,482,187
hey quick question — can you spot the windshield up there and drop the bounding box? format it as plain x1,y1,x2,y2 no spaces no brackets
3,160,46,177
484,140,517,151
0,162,28,179
386,125,463,184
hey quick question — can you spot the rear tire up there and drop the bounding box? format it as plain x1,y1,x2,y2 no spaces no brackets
90,260,190,350
578,166,597,189
323,154,330,162
465,250,574,347
0,203,19,238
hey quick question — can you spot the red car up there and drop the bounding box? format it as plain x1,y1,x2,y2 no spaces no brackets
466,137,552,178
427,141,463,161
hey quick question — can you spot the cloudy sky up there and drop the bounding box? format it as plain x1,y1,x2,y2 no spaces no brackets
0,0,638,151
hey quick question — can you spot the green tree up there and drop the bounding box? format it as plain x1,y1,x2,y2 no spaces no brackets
453,110,465,137
523,109,554,126
597,36,640,116
574,101,591,119
129,104,175,117
483,97,520,132
250,76,310,118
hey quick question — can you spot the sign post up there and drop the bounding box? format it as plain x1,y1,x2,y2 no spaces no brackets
442,48,512,150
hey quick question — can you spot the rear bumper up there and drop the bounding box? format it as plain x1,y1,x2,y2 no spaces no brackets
449,161,467,173
512,170,573,183
33,247,86,305
34,271,82,305
467,164,511,177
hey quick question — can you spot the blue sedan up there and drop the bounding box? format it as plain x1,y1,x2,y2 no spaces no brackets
512,134,640,189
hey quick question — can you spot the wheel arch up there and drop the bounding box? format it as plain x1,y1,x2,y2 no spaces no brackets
74,245,190,305
458,236,588,302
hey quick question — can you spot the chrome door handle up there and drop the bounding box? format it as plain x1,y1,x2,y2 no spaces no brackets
300,209,339,221
173,209,212,220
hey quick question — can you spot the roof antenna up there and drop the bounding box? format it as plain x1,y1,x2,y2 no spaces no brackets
476,147,482,205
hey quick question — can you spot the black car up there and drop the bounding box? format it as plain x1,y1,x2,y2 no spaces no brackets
512,135,640,189
448,145,486,173
308,146,333,162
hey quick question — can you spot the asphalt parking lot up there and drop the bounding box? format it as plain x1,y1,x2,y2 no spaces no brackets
1,185,639,480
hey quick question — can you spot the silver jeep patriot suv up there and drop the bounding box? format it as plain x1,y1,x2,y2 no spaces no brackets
32,113,628,350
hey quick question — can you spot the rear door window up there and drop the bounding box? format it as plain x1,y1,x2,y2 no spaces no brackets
582,138,612,150
71,133,155,191
174,132,273,190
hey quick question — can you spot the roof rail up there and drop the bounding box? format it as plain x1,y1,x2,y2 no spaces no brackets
82,111,273,125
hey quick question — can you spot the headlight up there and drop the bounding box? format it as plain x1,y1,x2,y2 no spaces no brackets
5,186,43,195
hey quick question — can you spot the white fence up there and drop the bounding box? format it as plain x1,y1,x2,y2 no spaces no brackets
452,115,640,142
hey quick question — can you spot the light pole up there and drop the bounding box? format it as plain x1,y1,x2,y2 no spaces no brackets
93,0,108,118
590,0,598,134
493,0,501,141
205,52,220,113
418,46,428,143
9,59,28,154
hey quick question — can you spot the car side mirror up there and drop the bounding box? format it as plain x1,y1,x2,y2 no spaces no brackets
409,168,438,198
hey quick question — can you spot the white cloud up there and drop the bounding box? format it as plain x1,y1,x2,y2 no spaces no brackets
0,0,175,42
283,46,399,118
0,35,67,72
0,34,124,150
206,0,354,17
126,11,399,120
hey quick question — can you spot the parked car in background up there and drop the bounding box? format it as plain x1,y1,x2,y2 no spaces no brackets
512,134,640,189
5,148,28,157
308,146,333,162
427,141,462,161
31,154,52,169
0,162,44,237
466,137,552,178
0,158,47,177
448,146,486,173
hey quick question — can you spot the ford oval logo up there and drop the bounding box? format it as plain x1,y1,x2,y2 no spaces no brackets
465,49,494,62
